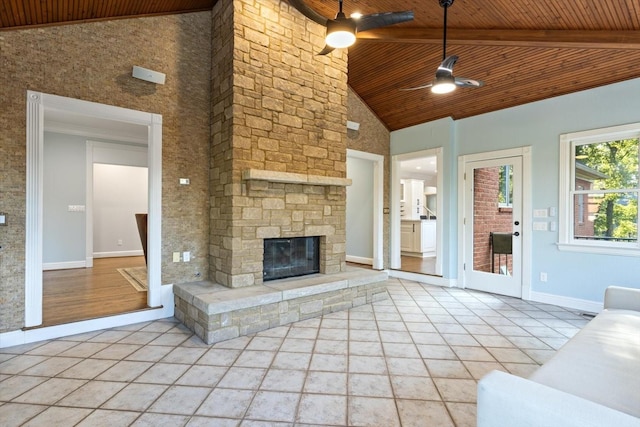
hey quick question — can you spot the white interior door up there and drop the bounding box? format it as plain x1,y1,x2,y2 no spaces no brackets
463,156,523,297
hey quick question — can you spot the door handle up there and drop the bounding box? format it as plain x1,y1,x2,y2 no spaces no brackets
513,231,520,237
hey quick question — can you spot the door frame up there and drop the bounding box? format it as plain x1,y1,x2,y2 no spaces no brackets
25,91,163,327
391,147,443,275
457,146,532,299
346,149,384,270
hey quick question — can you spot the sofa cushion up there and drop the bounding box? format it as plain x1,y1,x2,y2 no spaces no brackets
530,309,640,418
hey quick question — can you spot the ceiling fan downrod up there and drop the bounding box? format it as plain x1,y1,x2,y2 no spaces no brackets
439,0,454,60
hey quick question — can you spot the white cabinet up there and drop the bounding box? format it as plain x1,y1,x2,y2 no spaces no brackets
419,220,436,254
400,179,424,220
401,220,436,257
401,221,415,251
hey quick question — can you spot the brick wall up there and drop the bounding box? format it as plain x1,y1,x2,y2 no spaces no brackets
209,0,349,288
574,177,595,238
0,13,212,332
472,167,513,273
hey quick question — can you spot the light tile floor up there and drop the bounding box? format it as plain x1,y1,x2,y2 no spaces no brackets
0,278,591,426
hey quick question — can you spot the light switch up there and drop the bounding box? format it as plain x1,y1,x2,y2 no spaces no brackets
0,212,6,225
533,222,548,231
533,209,548,218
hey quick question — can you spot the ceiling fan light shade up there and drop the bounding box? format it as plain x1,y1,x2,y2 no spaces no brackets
431,76,456,94
325,19,357,48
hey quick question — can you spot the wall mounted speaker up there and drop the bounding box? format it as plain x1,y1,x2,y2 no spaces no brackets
346,120,360,131
132,66,166,85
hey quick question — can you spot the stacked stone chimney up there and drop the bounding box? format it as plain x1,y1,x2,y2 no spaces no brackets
209,0,349,287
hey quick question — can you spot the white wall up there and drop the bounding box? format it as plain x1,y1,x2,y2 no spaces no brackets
390,77,640,304
42,133,148,268
93,164,148,257
43,132,86,266
346,156,374,260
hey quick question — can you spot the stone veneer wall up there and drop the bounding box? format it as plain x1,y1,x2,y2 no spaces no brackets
346,87,391,267
209,0,349,288
0,13,211,332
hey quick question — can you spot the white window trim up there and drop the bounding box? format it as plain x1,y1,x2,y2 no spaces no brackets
558,122,640,257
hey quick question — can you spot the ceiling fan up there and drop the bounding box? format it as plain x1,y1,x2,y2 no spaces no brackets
402,0,484,94
287,0,414,55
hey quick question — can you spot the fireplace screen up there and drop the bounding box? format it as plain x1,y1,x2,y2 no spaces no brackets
263,237,320,281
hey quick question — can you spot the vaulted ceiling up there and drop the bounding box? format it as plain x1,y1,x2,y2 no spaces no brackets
2,0,639,131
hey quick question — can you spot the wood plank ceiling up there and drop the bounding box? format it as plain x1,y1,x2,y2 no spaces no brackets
2,0,639,131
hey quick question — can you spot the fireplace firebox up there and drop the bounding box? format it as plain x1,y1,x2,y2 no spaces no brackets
263,237,320,281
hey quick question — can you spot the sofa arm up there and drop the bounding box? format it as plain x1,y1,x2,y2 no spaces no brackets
604,286,640,311
477,370,640,427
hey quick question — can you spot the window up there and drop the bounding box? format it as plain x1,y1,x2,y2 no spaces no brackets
498,165,513,207
559,123,639,256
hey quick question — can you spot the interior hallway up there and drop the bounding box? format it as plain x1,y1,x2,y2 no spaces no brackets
1,278,589,426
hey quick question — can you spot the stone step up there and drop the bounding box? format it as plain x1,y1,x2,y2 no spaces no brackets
173,266,389,344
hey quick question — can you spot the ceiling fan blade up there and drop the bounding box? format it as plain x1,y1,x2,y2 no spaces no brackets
355,11,414,32
286,0,328,26
400,82,434,91
454,77,485,88
317,45,336,55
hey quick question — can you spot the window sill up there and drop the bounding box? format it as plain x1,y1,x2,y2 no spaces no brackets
556,242,640,257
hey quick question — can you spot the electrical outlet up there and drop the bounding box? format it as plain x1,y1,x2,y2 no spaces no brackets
173,252,180,263
117,239,123,246
540,272,548,282
183,251,191,262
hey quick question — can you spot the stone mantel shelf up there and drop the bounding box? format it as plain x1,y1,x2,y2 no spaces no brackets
243,169,352,187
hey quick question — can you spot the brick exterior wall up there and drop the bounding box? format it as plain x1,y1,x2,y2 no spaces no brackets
574,177,596,238
0,13,212,332
209,0,349,288
472,167,513,273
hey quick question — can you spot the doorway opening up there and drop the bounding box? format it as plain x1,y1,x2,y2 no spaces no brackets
41,137,150,326
346,149,384,270
25,91,163,328
391,148,443,276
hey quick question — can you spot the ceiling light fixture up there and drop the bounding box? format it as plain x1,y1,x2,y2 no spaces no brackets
431,75,456,94
325,18,356,48
325,0,356,48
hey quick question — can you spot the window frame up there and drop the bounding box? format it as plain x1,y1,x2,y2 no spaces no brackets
558,122,640,256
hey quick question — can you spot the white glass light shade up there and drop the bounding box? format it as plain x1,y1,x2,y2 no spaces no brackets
431,80,456,94
326,30,356,48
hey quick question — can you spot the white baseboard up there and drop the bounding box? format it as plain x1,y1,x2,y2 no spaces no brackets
43,260,86,271
346,255,373,266
529,291,603,314
0,285,174,348
388,269,456,288
93,250,144,258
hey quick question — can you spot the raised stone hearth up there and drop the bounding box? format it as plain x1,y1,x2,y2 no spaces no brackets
174,267,388,344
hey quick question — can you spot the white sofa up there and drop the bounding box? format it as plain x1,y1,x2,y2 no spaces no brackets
477,286,640,427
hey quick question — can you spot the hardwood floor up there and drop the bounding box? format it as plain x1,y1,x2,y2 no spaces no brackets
400,255,437,275
42,256,148,327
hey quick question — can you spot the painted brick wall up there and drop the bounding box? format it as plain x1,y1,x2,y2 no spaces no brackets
0,13,211,332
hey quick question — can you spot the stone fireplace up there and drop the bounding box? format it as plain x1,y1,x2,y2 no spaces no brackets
209,0,350,289
173,0,390,345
